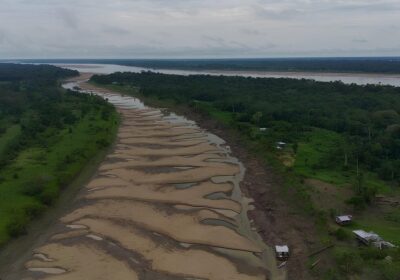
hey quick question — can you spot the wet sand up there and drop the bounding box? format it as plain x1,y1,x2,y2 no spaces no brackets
13,75,286,280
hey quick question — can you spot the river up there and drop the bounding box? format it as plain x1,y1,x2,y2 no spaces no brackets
2,74,285,280
55,63,400,87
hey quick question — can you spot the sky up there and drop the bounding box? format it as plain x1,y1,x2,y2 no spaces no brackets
0,0,399,58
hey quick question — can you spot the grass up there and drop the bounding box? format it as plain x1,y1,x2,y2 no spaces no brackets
294,128,345,183
350,218,400,246
0,110,119,245
192,101,234,124
293,128,391,194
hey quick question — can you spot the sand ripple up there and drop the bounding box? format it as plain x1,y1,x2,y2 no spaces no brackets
22,80,280,280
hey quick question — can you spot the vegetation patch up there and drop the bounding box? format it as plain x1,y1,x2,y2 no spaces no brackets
0,64,118,245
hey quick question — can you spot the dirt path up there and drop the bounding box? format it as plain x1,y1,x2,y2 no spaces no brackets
8,75,286,280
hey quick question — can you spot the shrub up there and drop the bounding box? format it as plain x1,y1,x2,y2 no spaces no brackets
345,196,366,210
22,182,45,197
359,247,386,261
334,228,351,241
7,219,28,237
380,262,400,280
322,269,342,280
22,174,52,197
384,211,400,223
39,185,59,205
6,211,29,237
334,248,363,274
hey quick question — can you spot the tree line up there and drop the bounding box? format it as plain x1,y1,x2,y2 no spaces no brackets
92,72,400,183
0,64,117,242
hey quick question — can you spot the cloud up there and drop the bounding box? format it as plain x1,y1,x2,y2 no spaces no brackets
202,36,228,47
241,28,265,36
0,0,398,58
353,39,368,43
0,30,5,45
57,8,78,29
102,25,131,35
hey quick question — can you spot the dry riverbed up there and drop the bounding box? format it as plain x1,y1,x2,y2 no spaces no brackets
10,75,286,280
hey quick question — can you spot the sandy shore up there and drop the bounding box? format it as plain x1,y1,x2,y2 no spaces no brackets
14,75,286,280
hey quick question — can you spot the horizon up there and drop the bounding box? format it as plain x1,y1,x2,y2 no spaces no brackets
3,56,400,61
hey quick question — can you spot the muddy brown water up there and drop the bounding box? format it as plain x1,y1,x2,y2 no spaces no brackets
1,74,286,280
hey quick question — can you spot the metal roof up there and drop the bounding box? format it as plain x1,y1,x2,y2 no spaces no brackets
353,230,380,241
336,215,352,222
275,245,289,253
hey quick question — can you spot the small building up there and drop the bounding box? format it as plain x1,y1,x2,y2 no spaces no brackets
373,241,396,250
276,141,287,150
353,230,380,245
353,230,397,249
275,245,290,261
259,128,268,132
335,215,353,226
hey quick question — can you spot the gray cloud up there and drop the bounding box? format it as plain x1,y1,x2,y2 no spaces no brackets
0,30,5,45
0,0,398,58
102,25,131,35
353,39,368,43
57,8,78,29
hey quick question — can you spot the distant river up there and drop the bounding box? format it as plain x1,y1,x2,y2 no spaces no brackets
56,63,400,87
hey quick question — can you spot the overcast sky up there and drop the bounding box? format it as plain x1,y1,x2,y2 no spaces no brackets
0,0,399,58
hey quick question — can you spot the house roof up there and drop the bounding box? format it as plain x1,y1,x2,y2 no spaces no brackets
336,215,352,222
353,230,381,241
275,245,289,253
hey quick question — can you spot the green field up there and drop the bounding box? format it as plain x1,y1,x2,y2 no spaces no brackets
293,128,392,193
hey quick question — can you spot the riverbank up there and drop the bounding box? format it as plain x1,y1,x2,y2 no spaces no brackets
87,81,317,279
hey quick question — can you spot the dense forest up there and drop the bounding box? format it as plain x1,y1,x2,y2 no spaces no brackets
22,57,400,74
0,64,118,244
92,72,400,182
92,71,400,280
0,63,78,82
117,57,400,74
